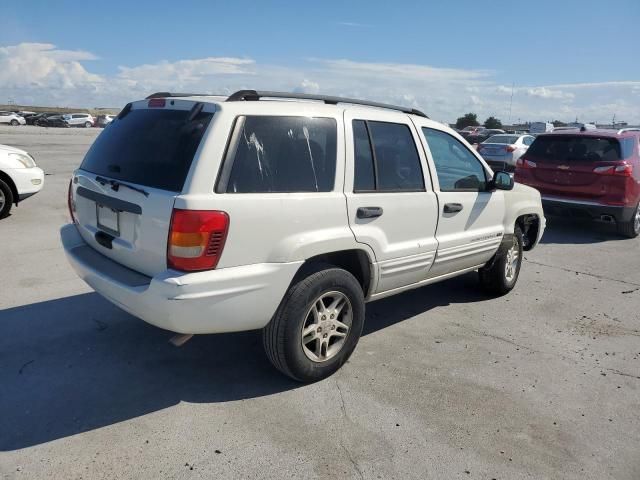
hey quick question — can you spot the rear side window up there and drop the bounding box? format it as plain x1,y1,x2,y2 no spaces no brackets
527,135,623,162
620,138,636,159
352,120,424,192
219,116,337,193
81,108,213,191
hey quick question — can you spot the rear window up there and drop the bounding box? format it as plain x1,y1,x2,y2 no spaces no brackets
485,135,519,144
527,135,623,163
80,108,213,191
217,116,337,193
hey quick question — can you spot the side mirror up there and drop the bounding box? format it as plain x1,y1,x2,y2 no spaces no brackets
490,171,514,191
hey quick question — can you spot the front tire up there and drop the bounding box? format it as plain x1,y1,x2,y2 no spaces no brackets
0,179,14,218
10,119,18,126
479,225,524,295
263,266,365,382
618,202,640,238
84,121,92,128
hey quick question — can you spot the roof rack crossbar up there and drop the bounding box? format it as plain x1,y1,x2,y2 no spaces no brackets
617,127,640,134
226,90,429,118
145,92,213,99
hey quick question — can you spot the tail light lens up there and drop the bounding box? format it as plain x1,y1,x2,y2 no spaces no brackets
67,179,77,224
505,145,516,152
167,209,229,271
516,158,537,169
593,163,633,177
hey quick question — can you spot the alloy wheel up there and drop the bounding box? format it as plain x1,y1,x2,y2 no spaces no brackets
301,291,352,363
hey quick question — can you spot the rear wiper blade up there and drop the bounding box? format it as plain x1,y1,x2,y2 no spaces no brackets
95,175,149,197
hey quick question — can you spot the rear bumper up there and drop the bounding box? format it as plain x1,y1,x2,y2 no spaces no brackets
60,224,301,334
541,196,636,223
485,159,516,173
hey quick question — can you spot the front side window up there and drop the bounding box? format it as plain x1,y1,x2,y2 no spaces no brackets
352,120,424,192
422,127,487,192
219,116,337,193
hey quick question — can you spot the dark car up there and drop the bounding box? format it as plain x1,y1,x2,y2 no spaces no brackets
514,127,640,237
459,126,486,140
34,113,63,126
467,129,506,145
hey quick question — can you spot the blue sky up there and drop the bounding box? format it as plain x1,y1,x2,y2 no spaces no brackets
1,0,639,123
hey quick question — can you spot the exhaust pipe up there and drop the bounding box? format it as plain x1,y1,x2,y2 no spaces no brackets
599,214,615,223
169,333,194,347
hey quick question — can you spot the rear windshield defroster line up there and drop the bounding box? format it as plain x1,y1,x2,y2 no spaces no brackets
80,108,213,192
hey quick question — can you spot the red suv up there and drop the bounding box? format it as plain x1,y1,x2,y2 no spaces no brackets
515,127,640,237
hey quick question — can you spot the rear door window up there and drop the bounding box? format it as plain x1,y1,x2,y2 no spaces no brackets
80,107,213,191
352,120,424,192
527,135,623,162
218,116,337,193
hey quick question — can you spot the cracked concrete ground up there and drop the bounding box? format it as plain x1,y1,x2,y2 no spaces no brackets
1,126,639,479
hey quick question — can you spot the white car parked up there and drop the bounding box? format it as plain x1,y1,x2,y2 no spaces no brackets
0,112,26,126
61,90,545,381
0,144,45,218
477,134,536,172
62,113,94,128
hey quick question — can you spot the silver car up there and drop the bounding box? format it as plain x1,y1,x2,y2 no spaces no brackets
477,134,535,172
62,113,94,128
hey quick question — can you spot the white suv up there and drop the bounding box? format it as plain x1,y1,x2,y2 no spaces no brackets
61,90,545,381
62,113,94,128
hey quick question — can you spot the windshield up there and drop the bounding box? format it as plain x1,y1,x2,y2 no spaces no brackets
485,135,519,144
80,107,213,191
527,135,622,162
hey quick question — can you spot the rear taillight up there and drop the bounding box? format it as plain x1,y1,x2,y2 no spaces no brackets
516,158,537,169
67,179,77,224
167,209,229,271
593,163,633,177
505,145,516,152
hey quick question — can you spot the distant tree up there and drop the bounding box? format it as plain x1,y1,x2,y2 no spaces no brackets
484,116,503,129
552,120,567,127
455,113,480,129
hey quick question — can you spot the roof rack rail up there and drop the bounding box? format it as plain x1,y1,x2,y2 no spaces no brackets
145,92,213,99
617,127,640,134
226,89,429,118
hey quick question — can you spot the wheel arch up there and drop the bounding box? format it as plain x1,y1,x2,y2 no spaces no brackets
516,213,541,251
292,249,375,298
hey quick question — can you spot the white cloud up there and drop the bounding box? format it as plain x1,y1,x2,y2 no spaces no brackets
0,42,638,124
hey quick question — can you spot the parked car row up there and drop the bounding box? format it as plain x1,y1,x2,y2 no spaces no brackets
2,111,116,128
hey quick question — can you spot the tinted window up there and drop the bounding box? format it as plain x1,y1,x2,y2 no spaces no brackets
523,136,534,146
367,121,424,191
81,108,213,191
353,120,375,191
527,135,622,162
423,128,487,191
221,116,336,193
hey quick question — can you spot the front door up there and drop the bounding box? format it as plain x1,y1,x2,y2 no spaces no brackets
344,110,439,293
418,126,505,277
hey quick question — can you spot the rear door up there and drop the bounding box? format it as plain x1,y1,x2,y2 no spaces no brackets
419,126,505,276
71,100,215,277
344,110,439,293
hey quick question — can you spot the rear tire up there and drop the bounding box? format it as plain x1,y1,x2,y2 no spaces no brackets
0,179,14,219
263,266,365,382
618,202,640,238
478,225,524,295
84,121,92,128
